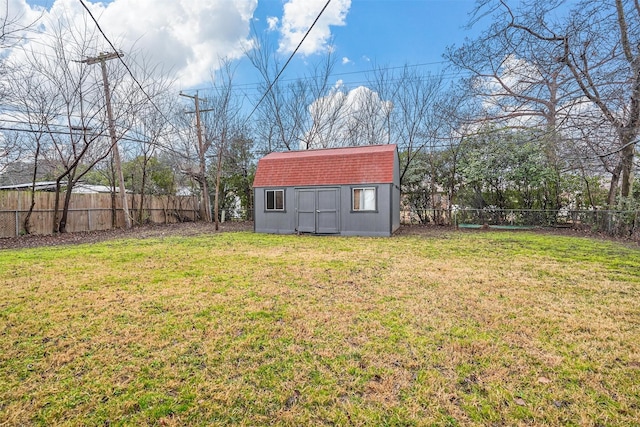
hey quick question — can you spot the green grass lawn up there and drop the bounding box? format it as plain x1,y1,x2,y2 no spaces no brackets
1,231,639,426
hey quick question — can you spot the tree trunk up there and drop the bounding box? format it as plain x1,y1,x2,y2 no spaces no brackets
24,142,41,235
111,189,117,228
52,180,62,234
139,159,148,225
58,186,73,233
214,150,223,231
619,141,636,199
607,162,622,207
200,180,211,222
199,153,212,222
58,171,76,233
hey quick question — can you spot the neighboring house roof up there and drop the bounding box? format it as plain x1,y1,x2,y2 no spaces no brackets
253,144,397,188
0,182,124,193
72,184,121,194
0,181,59,191
176,186,196,196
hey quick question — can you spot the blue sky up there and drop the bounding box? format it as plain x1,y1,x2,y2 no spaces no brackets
19,0,482,90
243,0,480,89
324,1,476,69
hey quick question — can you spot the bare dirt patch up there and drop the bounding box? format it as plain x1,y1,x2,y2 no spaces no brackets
2,222,637,250
0,221,253,250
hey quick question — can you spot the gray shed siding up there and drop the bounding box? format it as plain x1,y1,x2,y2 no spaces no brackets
338,183,395,236
253,145,400,237
254,183,398,237
253,187,297,234
391,156,401,233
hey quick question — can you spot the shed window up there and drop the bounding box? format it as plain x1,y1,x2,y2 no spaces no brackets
353,187,376,211
266,189,284,211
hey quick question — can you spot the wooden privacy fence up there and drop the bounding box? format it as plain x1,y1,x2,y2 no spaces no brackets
0,191,200,238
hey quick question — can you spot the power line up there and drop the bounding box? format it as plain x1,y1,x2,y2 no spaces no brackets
186,60,451,93
0,125,130,142
77,0,179,136
187,69,474,100
244,0,333,125
0,125,186,150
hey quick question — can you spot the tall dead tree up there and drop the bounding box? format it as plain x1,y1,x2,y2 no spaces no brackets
202,61,244,230
482,0,640,205
11,18,114,233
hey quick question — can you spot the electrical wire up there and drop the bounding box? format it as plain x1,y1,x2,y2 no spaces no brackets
185,60,452,93
243,0,333,125
0,125,152,145
77,0,180,136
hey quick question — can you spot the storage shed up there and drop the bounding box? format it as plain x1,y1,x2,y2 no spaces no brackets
253,144,400,236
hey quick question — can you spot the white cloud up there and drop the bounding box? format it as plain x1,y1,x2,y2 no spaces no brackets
342,56,351,65
4,0,258,88
278,0,351,55
477,54,558,128
304,82,393,148
266,16,279,31
1,0,43,39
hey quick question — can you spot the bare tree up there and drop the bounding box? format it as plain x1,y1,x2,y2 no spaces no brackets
427,82,483,213
303,82,389,149
246,33,345,152
372,66,445,185
4,10,170,232
5,66,62,233
114,55,178,224
125,101,170,224
300,53,351,149
445,6,591,210
0,0,41,47
5,14,116,233
477,0,640,205
0,1,43,172
245,34,302,152
560,0,640,204
202,60,245,230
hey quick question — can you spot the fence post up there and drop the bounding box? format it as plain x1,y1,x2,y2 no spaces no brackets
15,194,20,237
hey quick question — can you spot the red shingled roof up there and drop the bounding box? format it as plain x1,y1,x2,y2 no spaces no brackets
253,144,397,187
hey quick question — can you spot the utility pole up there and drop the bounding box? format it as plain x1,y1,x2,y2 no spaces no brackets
180,91,212,223
81,51,132,229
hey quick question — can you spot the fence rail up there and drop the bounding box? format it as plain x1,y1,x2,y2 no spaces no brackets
401,208,639,237
0,191,200,238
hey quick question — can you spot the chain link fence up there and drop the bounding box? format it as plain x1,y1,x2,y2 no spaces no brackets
402,208,640,238
0,210,19,238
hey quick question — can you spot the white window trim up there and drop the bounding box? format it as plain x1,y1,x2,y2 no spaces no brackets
352,187,377,212
265,189,285,211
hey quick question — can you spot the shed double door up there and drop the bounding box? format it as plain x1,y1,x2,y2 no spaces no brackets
296,188,340,234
